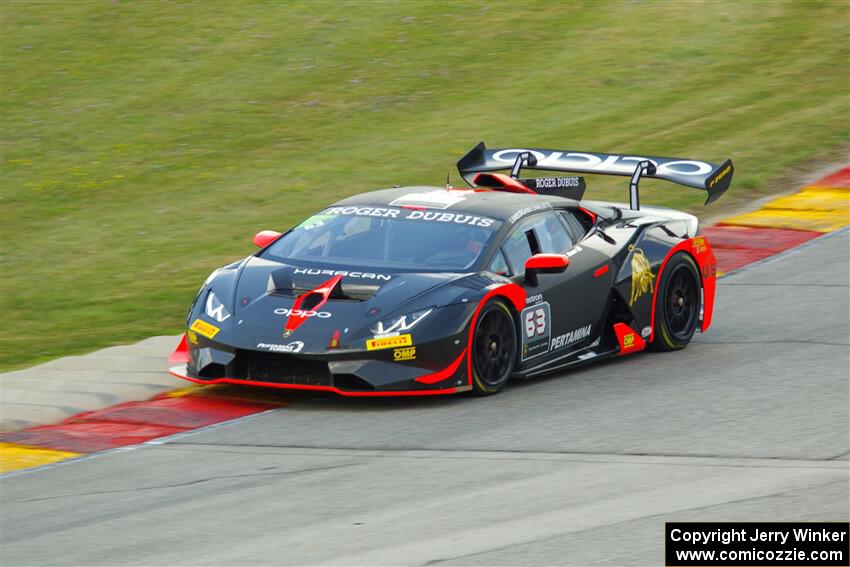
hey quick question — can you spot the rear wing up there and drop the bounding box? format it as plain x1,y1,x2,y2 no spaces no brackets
457,142,733,207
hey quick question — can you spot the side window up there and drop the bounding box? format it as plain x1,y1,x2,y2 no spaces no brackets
559,210,589,242
487,249,510,276
533,211,573,253
502,218,537,275
501,211,574,274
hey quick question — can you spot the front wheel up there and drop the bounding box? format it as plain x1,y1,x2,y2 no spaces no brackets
471,300,517,395
651,252,701,351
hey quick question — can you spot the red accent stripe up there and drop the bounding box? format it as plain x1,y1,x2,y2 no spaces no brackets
168,333,190,364
593,264,609,278
285,275,343,334
465,283,526,387
648,236,717,342
169,366,464,397
415,349,467,384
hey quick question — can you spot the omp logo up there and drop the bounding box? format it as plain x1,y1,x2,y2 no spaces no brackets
708,163,732,188
491,149,713,176
274,308,331,318
393,346,416,361
623,334,635,348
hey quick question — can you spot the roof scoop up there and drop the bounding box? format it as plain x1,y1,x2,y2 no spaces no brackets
473,171,587,200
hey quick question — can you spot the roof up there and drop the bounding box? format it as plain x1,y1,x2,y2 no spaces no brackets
331,186,576,222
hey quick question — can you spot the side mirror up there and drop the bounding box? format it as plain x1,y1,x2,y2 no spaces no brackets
253,230,282,248
524,253,569,286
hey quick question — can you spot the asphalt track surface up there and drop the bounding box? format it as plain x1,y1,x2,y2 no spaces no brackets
2,230,848,566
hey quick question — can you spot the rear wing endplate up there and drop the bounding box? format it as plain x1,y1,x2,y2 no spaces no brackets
457,142,733,206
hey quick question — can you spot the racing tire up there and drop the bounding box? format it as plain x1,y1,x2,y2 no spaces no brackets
651,252,701,352
471,299,517,395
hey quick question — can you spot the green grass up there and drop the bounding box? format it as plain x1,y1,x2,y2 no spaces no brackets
1,0,848,371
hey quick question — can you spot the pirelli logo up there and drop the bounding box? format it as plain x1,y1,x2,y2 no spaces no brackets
366,333,412,351
190,318,220,339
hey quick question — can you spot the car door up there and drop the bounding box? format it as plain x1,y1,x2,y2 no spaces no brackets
494,209,610,368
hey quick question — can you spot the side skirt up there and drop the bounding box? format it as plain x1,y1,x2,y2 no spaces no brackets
514,341,619,379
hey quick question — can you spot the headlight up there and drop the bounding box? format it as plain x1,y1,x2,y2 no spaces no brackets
369,308,432,336
205,291,231,323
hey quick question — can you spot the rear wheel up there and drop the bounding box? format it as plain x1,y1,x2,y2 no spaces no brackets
471,300,517,395
651,252,701,351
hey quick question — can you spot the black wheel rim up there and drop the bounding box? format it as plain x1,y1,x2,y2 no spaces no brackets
664,264,699,341
473,307,515,388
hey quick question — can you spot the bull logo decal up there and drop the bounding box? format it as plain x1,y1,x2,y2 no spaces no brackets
629,248,656,306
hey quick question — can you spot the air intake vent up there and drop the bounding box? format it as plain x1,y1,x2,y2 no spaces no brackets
236,350,332,386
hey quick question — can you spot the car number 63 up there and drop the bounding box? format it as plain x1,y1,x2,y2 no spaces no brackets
525,307,547,338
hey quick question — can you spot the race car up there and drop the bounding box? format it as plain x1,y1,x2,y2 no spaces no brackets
169,142,733,396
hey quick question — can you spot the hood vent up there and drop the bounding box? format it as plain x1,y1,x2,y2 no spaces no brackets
267,269,381,301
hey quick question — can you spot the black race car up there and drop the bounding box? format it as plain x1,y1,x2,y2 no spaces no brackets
169,142,733,396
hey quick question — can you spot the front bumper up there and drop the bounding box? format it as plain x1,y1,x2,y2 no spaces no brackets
168,364,470,397
168,334,471,396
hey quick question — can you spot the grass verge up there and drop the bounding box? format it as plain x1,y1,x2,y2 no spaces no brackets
1,1,848,370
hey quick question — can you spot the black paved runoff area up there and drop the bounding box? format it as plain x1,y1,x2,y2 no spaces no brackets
2,230,848,566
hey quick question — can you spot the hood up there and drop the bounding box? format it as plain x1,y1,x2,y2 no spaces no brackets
232,257,476,314
200,256,494,352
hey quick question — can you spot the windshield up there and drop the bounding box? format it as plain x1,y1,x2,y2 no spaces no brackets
261,205,503,272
